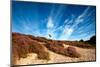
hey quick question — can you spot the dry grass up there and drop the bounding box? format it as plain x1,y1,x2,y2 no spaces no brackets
12,33,50,64
13,45,96,65
12,32,95,65
45,41,80,58
64,41,95,48
45,41,65,55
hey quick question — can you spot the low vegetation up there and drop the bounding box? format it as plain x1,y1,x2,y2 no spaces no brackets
12,33,50,64
12,32,96,64
64,46,80,58
45,41,80,58
63,41,95,48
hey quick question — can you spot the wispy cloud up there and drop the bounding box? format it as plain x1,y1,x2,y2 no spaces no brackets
64,19,69,24
73,7,90,27
59,7,92,40
12,1,96,40
63,28,74,35
47,17,54,29
46,5,66,39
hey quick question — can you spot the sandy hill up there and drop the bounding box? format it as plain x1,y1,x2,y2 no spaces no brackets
12,32,96,66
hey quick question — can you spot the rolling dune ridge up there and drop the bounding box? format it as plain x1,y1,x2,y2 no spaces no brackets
12,32,96,65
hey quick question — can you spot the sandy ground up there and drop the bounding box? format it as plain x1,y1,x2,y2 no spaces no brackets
14,44,96,65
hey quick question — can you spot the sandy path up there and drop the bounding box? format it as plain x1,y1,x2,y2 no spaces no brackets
15,44,96,65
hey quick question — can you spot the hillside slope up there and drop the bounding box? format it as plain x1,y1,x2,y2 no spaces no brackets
12,32,96,65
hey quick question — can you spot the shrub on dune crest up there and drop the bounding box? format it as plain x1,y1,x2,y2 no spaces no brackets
29,41,50,60
64,46,81,58
45,41,65,55
12,32,50,64
46,41,81,58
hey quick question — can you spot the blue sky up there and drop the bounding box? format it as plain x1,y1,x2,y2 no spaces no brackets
12,1,96,41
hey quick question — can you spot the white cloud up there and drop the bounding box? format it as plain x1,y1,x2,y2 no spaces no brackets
46,7,92,40
64,19,69,23
46,5,67,40
46,17,56,39
65,28,73,35
59,27,74,40
75,7,90,24
58,7,91,40
75,17,84,24
79,7,90,18
47,17,54,29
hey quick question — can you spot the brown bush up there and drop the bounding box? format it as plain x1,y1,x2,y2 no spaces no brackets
28,41,50,60
64,41,94,48
45,41,65,55
12,45,19,64
12,32,50,64
45,41,81,58
64,46,80,58
38,51,50,60
28,35,48,43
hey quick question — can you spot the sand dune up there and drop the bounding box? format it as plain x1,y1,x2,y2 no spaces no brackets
15,44,96,65
12,32,96,66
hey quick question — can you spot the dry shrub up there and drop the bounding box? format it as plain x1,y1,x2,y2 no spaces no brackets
38,51,50,60
28,35,47,43
12,32,50,64
29,40,50,60
12,45,19,64
46,41,65,55
64,46,80,58
64,41,93,48
12,43,29,64
76,42,93,48
46,41,80,58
